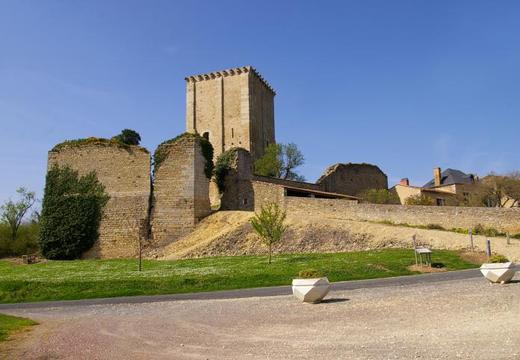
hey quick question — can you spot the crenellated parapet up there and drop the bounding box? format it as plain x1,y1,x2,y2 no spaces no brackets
185,65,276,164
185,65,276,95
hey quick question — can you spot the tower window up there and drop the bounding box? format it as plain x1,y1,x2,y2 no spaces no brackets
231,128,234,138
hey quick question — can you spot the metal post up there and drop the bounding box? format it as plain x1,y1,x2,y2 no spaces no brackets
507,232,511,245
469,229,474,252
485,239,491,258
412,234,418,265
138,237,142,272
138,219,144,272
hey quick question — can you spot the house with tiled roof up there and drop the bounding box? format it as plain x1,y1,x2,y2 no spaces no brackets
393,167,477,206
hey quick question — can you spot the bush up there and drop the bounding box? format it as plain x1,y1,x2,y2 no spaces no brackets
358,189,400,204
297,269,324,278
405,194,434,206
489,254,509,263
0,222,39,257
214,149,238,193
52,137,133,152
39,166,109,259
425,224,445,230
111,129,141,145
450,227,469,234
472,224,504,237
10,222,39,255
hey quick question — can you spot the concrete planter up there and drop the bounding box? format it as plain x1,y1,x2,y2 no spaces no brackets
292,277,330,303
480,262,516,284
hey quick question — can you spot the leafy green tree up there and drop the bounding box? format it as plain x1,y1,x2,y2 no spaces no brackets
359,189,400,204
254,143,305,181
250,202,288,264
112,129,141,145
254,144,281,178
405,194,434,206
39,166,109,259
0,187,36,242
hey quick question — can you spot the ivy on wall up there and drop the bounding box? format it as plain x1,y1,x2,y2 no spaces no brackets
214,148,238,194
51,130,148,153
153,132,214,179
39,165,109,260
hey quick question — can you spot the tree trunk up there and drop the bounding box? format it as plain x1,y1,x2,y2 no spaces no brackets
268,243,272,264
10,227,17,242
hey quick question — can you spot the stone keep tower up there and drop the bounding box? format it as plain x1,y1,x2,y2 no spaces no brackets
185,66,276,161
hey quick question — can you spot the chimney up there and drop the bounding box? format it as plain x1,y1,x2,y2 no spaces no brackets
399,178,409,186
433,167,442,187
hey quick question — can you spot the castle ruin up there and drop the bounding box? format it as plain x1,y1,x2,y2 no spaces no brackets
46,66,404,258
47,143,151,258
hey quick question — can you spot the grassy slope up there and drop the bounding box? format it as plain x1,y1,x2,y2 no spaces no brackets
0,313,37,341
0,249,478,304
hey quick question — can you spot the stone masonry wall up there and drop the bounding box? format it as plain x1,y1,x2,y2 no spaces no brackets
249,70,275,161
47,144,151,258
284,197,520,233
185,66,275,162
150,136,211,247
252,180,286,212
220,148,254,211
252,175,322,192
317,163,388,196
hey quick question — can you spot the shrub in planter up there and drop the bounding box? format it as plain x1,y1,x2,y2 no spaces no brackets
297,269,324,279
292,269,330,303
480,253,515,284
489,254,509,263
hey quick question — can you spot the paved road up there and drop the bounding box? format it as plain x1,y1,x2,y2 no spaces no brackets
0,269,481,310
3,272,518,360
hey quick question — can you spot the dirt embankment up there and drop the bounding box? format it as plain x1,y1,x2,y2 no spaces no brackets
157,211,520,262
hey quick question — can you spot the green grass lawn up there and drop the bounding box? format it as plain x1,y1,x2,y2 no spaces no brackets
0,249,479,304
0,313,37,341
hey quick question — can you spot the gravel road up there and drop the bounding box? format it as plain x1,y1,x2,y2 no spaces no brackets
2,276,519,359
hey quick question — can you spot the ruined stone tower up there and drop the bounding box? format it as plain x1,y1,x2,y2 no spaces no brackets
185,66,276,161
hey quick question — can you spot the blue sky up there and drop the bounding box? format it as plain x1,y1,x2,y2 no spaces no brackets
1,0,520,204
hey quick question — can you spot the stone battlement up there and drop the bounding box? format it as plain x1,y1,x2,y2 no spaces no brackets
185,65,276,95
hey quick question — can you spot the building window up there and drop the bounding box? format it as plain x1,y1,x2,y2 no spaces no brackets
436,198,445,206
231,128,234,138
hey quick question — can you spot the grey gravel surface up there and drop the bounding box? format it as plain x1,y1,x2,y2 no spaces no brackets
3,275,519,360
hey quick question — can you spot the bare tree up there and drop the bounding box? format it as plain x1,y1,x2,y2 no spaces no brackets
1,187,36,242
480,175,520,207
